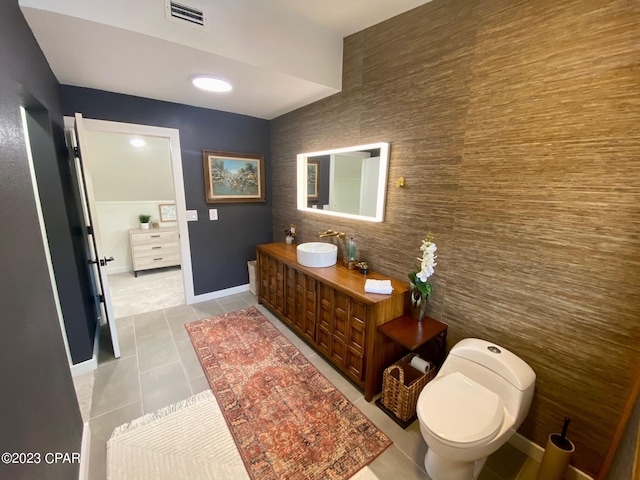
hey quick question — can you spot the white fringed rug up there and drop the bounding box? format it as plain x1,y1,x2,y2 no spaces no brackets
107,390,380,480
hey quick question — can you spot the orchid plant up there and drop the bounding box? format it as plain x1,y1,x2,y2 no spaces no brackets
408,234,437,316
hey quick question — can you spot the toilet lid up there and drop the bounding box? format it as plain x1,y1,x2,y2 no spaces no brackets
420,372,504,445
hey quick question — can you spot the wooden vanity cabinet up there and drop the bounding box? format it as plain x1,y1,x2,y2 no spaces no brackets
317,284,367,382
284,265,317,344
257,243,409,401
258,252,285,316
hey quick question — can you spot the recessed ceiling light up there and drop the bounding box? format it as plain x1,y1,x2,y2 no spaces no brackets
192,75,232,93
130,138,146,148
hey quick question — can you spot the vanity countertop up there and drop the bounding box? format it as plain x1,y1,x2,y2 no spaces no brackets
257,242,409,304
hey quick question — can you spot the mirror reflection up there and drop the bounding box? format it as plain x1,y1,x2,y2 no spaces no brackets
297,142,389,222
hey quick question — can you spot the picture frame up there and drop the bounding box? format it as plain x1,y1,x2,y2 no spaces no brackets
307,160,319,200
158,203,177,222
202,150,265,203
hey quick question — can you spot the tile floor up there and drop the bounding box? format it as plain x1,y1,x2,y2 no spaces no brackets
87,291,540,480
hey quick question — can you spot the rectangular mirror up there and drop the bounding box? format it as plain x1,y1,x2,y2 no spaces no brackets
297,142,389,222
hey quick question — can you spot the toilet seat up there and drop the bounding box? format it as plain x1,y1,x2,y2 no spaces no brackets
419,372,504,447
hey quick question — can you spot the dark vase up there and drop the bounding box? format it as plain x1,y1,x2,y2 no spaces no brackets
410,288,429,322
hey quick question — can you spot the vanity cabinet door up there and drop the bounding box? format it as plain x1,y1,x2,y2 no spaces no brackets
273,258,285,315
298,275,318,342
284,266,317,344
316,283,334,358
259,253,285,315
284,265,297,327
316,284,366,384
284,265,317,342
346,300,367,381
330,291,349,367
257,251,271,307
297,273,317,344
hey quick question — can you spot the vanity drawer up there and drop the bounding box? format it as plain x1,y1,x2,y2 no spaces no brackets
130,230,179,244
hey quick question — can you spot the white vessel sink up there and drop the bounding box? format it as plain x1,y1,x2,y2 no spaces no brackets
296,242,338,268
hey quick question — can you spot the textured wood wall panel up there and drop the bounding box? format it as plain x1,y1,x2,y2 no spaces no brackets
271,0,640,475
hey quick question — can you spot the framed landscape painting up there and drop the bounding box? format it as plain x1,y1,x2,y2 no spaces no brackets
202,150,265,203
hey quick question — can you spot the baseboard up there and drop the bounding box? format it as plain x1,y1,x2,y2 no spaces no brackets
78,422,91,480
190,283,250,304
70,325,100,377
509,432,594,480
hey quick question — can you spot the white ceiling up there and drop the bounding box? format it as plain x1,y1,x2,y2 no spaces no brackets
20,0,431,119
84,131,174,202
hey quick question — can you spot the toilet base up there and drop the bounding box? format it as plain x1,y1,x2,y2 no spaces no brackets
424,449,487,480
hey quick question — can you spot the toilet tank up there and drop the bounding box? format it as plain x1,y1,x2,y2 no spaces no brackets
439,338,536,426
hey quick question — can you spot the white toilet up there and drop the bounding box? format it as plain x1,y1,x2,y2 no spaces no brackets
416,338,536,480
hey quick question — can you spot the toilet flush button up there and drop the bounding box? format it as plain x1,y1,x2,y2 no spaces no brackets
488,346,501,354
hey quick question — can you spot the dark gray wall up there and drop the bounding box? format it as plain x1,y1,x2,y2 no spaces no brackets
0,1,83,479
61,86,273,295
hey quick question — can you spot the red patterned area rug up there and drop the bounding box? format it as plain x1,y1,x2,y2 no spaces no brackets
185,306,391,480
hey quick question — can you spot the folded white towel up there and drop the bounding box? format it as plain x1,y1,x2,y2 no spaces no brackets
364,279,394,295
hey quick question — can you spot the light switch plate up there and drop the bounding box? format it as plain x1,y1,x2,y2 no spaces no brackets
186,210,198,221
209,209,218,221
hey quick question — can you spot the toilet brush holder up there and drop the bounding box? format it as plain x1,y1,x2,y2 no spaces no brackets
536,433,575,480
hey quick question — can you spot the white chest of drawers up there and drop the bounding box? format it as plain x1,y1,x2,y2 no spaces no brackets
128,227,180,277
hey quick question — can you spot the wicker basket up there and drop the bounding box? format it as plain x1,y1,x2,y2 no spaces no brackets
381,353,436,422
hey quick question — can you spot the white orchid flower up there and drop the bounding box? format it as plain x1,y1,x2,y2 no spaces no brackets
420,264,434,277
411,235,437,296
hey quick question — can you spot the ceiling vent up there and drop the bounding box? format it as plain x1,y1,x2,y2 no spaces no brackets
165,0,206,28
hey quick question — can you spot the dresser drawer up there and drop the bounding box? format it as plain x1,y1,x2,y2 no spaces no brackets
134,253,181,271
130,230,179,244
132,243,180,256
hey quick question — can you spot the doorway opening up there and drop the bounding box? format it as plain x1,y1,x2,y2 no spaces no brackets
81,129,184,317
65,115,194,360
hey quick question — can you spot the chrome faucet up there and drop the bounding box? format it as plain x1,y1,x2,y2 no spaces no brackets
319,229,345,239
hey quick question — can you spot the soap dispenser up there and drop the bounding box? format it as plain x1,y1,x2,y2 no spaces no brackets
347,237,357,261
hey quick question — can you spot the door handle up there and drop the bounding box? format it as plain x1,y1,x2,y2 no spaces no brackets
99,256,115,267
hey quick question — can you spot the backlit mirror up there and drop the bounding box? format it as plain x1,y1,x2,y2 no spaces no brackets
296,142,389,222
